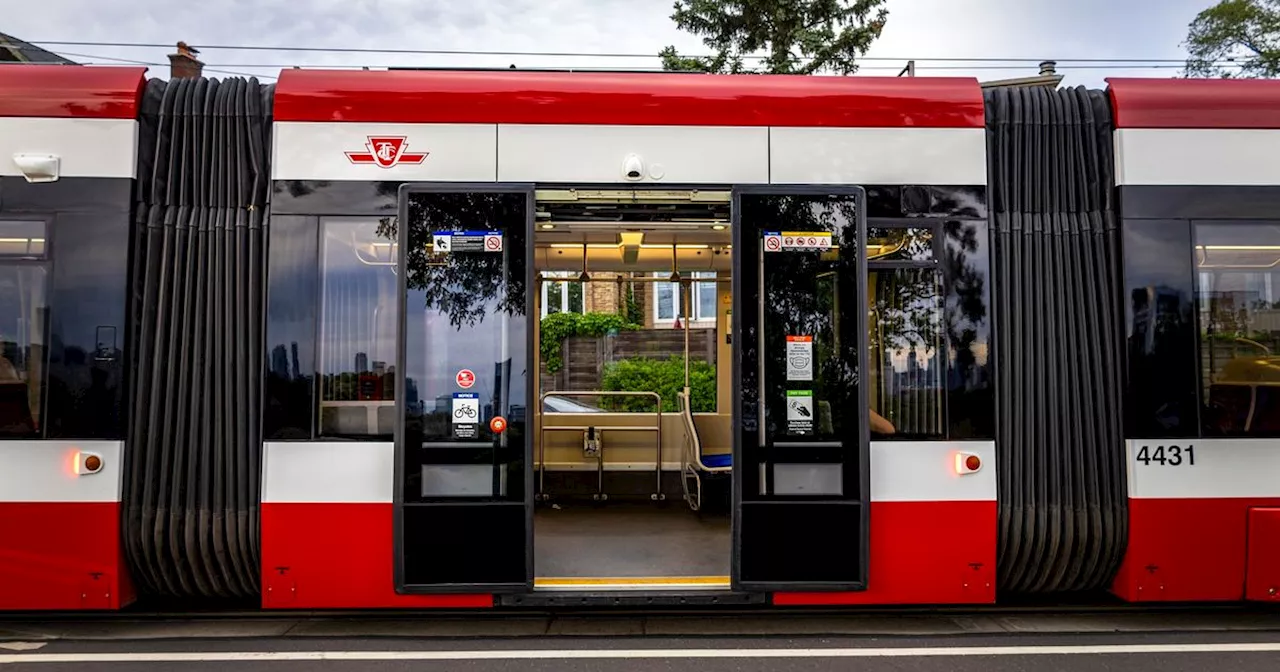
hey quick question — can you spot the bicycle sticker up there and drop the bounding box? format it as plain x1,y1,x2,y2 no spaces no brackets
452,392,480,439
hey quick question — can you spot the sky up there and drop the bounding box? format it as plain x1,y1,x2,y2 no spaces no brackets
4,0,1222,88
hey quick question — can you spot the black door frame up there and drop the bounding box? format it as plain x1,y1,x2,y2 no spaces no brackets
729,184,871,593
393,182,537,594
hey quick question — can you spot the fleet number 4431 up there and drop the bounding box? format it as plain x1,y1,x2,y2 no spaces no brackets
1135,444,1195,466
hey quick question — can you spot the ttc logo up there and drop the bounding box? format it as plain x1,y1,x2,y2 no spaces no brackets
345,136,428,168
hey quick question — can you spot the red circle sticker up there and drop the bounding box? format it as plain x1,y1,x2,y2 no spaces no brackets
490,416,507,433
456,369,475,388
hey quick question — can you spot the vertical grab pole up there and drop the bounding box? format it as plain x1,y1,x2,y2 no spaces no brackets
757,238,768,494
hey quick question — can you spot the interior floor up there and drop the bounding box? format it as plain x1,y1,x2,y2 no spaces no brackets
533,501,731,588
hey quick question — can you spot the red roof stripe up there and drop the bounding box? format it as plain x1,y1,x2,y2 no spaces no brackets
1107,77,1280,129
274,69,985,128
0,65,147,119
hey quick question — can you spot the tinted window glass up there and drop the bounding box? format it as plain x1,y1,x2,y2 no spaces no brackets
942,219,994,439
45,213,128,439
1194,221,1280,437
264,215,318,440
319,218,398,439
1123,219,1199,437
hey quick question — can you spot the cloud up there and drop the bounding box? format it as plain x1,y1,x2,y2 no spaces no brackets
5,0,1218,87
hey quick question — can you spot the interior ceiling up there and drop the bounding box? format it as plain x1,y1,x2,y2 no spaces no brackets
534,193,733,246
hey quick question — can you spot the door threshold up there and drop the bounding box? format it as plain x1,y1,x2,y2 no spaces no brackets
533,576,731,592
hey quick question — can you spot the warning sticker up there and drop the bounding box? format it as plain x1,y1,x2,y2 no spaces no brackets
786,335,812,381
452,392,480,439
432,230,503,253
764,230,832,251
786,390,814,435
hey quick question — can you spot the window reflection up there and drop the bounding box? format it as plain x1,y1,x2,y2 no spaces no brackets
868,268,944,437
0,220,46,259
1195,222,1280,436
867,227,934,262
319,218,398,439
0,265,47,435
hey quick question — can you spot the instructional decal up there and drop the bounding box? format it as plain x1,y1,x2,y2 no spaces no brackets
452,392,480,439
764,230,832,251
786,335,813,381
786,390,814,435
432,230,503,253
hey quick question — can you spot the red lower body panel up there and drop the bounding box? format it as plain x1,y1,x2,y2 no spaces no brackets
0,501,132,610
260,502,492,609
772,500,997,606
1113,497,1280,602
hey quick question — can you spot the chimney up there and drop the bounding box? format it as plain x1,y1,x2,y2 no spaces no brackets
1039,60,1057,76
169,41,204,78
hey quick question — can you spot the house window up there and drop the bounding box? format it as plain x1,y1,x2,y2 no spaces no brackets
654,271,717,324
541,271,584,317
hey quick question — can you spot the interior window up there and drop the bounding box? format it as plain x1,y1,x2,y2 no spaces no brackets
318,218,398,439
1195,221,1280,437
0,220,48,437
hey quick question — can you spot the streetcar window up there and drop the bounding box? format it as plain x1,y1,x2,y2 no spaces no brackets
1194,222,1280,437
0,263,47,436
868,268,945,438
317,218,398,439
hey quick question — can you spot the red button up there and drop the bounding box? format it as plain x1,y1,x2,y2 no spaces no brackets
490,416,507,433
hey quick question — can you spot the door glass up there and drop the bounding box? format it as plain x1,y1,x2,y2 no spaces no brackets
398,189,530,590
735,191,868,589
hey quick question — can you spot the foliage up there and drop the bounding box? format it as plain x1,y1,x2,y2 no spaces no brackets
600,355,717,413
624,281,644,325
1184,0,1280,78
659,0,889,74
540,312,639,373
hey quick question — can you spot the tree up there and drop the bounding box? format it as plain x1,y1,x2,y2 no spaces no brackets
1184,0,1280,78
659,0,889,75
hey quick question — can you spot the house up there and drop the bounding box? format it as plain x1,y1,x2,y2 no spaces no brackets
0,32,76,64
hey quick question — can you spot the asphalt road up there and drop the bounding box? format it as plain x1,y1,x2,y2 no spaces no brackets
4,631,1280,671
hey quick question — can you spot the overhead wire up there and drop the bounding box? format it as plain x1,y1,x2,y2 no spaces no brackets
19,39,1239,64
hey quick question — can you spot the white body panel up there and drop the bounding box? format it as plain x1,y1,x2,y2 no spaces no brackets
261,440,997,504
271,122,988,186
497,124,768,184
869,440,996,502
272,122,498,182
770,127,988,186
1126,438,1280,499
262,441,394,504
0,440,124,503
0,118,136,179
1115,128,1280,186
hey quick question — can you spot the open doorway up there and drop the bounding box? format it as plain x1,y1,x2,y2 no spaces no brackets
530,188,734,591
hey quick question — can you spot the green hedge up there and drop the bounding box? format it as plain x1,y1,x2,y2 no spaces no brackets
600,355,716,413
539,312,639,373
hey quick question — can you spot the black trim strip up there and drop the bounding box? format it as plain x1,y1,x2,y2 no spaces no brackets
1119,185,1280,220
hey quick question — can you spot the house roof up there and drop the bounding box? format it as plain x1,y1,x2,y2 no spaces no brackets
0,32,76,64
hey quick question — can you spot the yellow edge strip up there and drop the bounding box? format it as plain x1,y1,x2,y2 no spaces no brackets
536,576,728,586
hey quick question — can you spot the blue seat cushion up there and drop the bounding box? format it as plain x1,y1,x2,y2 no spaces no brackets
703,453,732,469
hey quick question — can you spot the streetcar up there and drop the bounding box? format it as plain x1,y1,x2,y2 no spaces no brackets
0,64,1277,611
